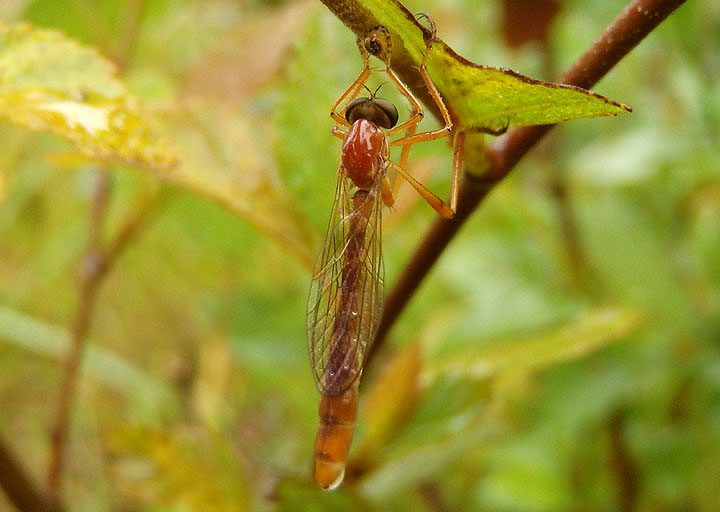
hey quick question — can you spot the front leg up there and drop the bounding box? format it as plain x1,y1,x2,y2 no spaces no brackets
330,65,371,128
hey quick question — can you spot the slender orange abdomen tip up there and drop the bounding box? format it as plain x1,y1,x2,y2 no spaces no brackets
314,455,346,491
313,384,359,490
313,421,354,490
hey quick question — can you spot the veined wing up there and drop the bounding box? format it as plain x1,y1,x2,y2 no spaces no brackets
307,164,384,397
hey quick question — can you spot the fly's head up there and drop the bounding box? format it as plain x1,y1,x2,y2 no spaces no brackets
345,96,398,130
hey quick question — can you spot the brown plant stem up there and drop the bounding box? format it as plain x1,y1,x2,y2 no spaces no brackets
47,170,111,492
368,0,686,366
47,176,161,492
418,481,453,512
45,0,151,494
0,432,64,512
115,0,147,71
550,176,590,286
607,409,638,512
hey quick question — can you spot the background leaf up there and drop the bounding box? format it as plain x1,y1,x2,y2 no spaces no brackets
356,341,422,461
0,21,176,170
428,307,645,382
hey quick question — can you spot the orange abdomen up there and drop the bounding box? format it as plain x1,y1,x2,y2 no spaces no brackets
313,381,359,490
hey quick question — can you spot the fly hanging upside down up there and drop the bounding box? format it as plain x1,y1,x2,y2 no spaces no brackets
306,15,462,490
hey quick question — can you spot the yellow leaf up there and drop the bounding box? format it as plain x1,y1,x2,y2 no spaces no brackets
0,21,177,170
108,425,249,512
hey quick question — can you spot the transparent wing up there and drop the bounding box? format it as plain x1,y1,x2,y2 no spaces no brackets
307,165,384,397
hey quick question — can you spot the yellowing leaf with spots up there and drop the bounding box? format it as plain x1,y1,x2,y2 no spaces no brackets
0,21,176,170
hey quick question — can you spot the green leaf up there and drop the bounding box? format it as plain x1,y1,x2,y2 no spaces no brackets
481,432,573,511
427,307,645,382
321,0,630,133
0,21,176,170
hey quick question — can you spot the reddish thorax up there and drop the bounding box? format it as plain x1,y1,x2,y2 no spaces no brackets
341,118,384,190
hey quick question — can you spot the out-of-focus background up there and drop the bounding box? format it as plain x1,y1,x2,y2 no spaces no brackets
0,0,718,510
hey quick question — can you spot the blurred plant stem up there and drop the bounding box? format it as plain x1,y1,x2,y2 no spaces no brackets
548,170,596,291
367,0,687,371
46,0,154,495
607,409,638,512
47,173,162,492
47,169,110,493
0,432,65,512
418,481,453,512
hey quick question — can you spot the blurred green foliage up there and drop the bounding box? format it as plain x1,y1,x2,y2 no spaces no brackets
0,0,718,511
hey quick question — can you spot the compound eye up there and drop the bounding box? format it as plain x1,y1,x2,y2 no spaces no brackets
344,97,398,129
372,98,398,129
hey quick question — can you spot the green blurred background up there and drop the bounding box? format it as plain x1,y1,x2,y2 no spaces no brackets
1,0,719,510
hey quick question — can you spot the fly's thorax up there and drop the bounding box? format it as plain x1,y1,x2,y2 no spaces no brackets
341,119,387,190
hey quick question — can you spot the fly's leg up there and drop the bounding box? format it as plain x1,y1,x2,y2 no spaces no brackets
391,14,461,218
330,64,372,140
381,172,396,208
391,124,417,200
388,13,452,143
382,68,427,136
390,160,453,219
359,23,452,212
359,17,463,218
389,129,464,219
